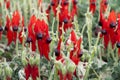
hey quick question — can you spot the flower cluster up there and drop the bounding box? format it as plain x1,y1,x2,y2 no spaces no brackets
54,29,82,79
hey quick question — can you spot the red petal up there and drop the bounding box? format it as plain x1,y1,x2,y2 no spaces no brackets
31,65,39,80
24,64,31,80
12,10,20,27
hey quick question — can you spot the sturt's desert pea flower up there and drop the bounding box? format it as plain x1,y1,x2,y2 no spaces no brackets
22,50,40,80
71,0,78,19
100,17,110,48
5,15,13,46
100,0,108,13
4,0,10,9
55,30,82,79
68,30,82,65
108,10,117,48
27,15,37,51
11,10,21,44
100,10,117,49
34,19,51,60
89,0,96,14
55,37,63,60
116,13,120,56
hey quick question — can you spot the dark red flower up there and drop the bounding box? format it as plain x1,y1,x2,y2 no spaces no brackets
55,37,63,60
24,64,39,80
4,0,10,9
108,10,117,48
67,30,82,65
34,19,51,60
27,15,37,51
101,18,110,48
11,10,21,44
24,64,31,80
6,76,11,80
31,65,39,80
5,16,14,46
51,0,59,16
89,0,96,14
71,0,78,19
100,0,108,13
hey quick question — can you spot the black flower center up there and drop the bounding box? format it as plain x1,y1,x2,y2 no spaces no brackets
55,49,60,56
46,37,52,43
73,0,78,4
110,22,116,28
36,33,43,40
63,18,68,24
101,29,107,35
0,27,3,31
13,26,18,31
64,1,68,5
98,21,102,26
51,1,55,6
116,42,120,48
104,1,108,5
26,37,32,43
78,51,83,58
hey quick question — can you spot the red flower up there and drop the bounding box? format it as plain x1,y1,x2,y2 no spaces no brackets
101,18,110,48
108,10,117,48
34,19,51,60
55,37,63,60
116,13,120,56
11,10,21,44
24,64,39,80
5,16,14,45
89,0,96,14
51,0,59,16
27,15,37,51
71,0,78,19
67,30,82,65
100,0,108,13
4,0,10,9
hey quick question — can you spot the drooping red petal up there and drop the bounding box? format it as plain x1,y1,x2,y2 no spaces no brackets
24,64,31,80
28,15,37,51
4,0,10,9
5,16,13,46
12,10,20,27
34,19,50,60
89,0,96,14
108,10,117,48
31,65,39,80
67,72,73,80
100,0,108,13
101,18,109,48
